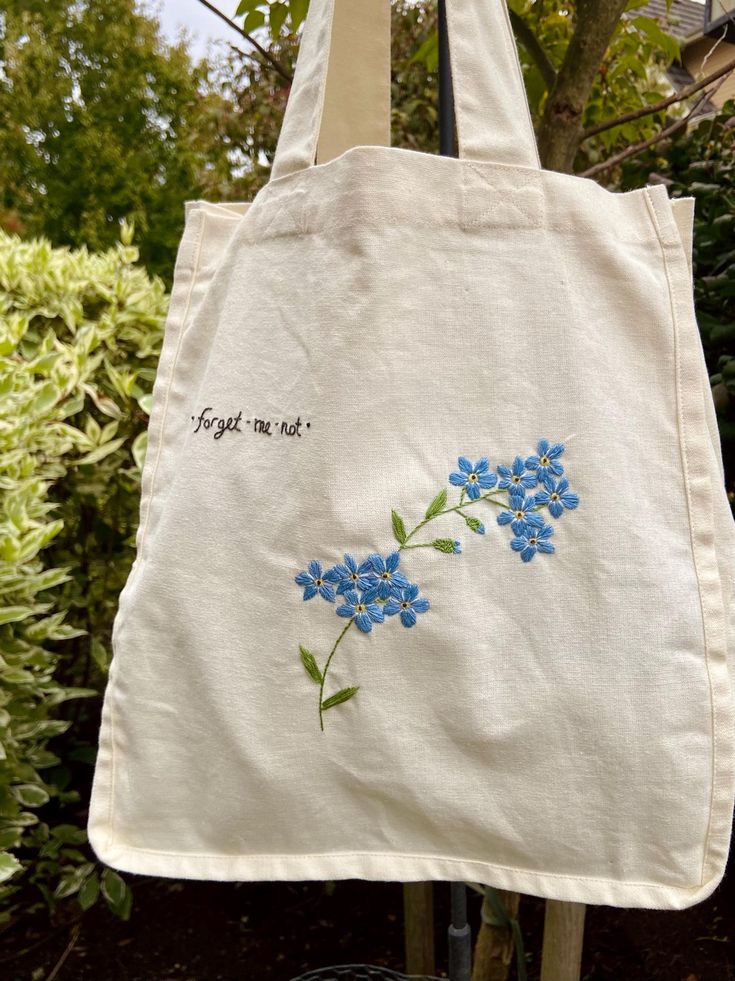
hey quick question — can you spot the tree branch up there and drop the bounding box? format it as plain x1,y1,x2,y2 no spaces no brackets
579,89,711,178
193,0,293,82
536,0,629,172
508,9,557,90
583,53,735,140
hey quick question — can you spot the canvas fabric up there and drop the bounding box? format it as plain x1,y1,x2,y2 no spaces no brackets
88,0,735,910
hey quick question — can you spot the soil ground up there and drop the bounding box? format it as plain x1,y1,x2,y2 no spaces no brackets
1,861,734,981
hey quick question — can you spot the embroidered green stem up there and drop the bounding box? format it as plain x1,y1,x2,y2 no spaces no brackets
399,491,509,550
318,618,354,732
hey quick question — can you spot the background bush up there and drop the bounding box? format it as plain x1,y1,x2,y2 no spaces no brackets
0,226,166,923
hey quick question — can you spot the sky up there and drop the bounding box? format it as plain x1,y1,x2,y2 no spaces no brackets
145,0,242,62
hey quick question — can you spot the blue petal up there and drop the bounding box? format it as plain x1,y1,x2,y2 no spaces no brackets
549,461,564,477
521,545,536,562
512,456,525,476
497,511,513,526
534,490,551,506
308,560,322,579
386,551,400,573
400,608,417,628
537,439,550,456
466,482,481,500
391,571,410,590
344,553,358,573
368,553,385,573
336,581,352,595
295,571,312,586
548,500,564,519
474,457,490,474
449,472,467,487
561,492,579,510
354,612,373,633
324,567,342,584
526,454,540,471
375,580,392,600
497,465,512,479
336,603,355,618
367,604,385,624
384,600,401,616
452,541,462,554
413,598,430,614
404,583,420,602
520,473,538,488
548,442,565,459
477,472,497,489
510,538,526,552
526,512,544,528
458,456,474,474
362,585,381,604
343,589,360,605
537,541,555,554
303,584,318,600
319,583,336,602
358,558,375,576
557,478,569,495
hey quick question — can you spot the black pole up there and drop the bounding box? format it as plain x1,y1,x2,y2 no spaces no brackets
439,4,467,978
448,881,472,981
438,0,456,158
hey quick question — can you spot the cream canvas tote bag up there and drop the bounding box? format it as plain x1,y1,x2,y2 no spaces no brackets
88,0,735,910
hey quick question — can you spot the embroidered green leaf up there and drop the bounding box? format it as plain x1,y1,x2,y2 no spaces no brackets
433,538,459,554
299,645,322,684
391,510,407,544
464,515,484,534
321,686,359,710
425,488,447,519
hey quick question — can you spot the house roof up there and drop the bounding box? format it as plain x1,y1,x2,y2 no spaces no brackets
639,0,707,40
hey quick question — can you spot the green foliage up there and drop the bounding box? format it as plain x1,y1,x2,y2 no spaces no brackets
0,227,165,922
0,0,232,281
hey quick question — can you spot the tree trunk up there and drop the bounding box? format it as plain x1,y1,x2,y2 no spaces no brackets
536,0,628,173
471,890,521,981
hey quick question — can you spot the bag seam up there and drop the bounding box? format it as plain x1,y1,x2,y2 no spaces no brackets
643,185,718,888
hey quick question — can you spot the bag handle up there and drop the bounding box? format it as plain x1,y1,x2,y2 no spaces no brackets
270,0,540,182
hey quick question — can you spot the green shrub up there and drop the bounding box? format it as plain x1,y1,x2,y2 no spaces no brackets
0,225,167,922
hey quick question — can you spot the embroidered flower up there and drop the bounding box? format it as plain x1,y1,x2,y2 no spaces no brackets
510,521,555,562
385,584,430,628
328,553,375,595
367,551,410,599
496,490,544,535
497,455,538,491
336,588,385,633
448,456,498,500
526,439,565,481
535,477,579,519
294,560,339,602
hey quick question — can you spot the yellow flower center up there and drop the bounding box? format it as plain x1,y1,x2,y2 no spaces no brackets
540,455,550,466
382,572,390,580
530,537,538,545
469,473,478,482
401,601,410,609
315,578,323,586
356,603,366,613
551,493,559,501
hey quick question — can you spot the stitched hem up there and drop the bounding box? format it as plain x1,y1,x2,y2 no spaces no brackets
85,831,725,911
644,184,735,893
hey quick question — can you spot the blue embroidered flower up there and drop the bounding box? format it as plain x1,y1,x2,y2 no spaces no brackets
496,490,544,535
497,455,538,491
526,439,565,481
534,477,579,519
367,551,411,599
510,521,555,562
328,553,375,595
385,584,430,628
448,456,498,500
336,588,385,633
294,560,340,602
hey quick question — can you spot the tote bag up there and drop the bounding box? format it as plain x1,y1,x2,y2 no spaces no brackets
88,0,735,910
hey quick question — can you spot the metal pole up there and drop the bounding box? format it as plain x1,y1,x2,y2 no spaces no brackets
438,0,456,158
448,881,472,981
439,7,468,978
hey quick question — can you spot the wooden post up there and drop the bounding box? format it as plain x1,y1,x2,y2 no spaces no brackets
403,882,436,977
471,890,520,981
539,901,586,981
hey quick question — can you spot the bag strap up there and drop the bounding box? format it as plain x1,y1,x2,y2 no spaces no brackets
270,0,540,182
